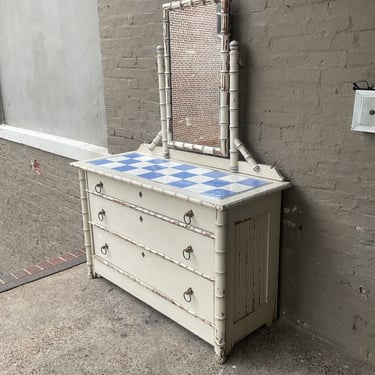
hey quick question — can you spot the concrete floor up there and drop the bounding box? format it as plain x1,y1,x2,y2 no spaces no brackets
1,265,374,375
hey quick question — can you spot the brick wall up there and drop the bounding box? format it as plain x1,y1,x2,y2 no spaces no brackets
98,0,375,364
97,0,164,153
231,0,375,363
0,139,83,273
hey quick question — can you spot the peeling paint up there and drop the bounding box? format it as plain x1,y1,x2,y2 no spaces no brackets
30,159,42,176
352,315,368,334
359,286,369,300
282,220,297,228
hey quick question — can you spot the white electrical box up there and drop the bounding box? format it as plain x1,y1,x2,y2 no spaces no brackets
352,90,375,133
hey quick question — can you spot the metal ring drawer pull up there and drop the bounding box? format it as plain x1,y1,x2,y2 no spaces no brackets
183,209,194,225
183,287,194,303
182,245,193,260
100,243,109,255
95,181,104,193
98,209,106,221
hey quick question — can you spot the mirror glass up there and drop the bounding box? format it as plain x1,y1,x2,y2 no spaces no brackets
165,1,227,155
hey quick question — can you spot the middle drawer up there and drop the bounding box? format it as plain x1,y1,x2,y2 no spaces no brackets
89,194,214,278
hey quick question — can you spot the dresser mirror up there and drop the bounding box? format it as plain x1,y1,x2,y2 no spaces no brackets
162,0,230,156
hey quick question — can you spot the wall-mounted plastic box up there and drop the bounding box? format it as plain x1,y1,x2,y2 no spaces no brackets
352,90,375,133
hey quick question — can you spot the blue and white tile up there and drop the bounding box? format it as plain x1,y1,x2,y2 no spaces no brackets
126,168,152,176
188,167,212,175
99,161,127,169
168,180,196,188
137,171,164,180
109,155,131,162
184,175,213,184
131,161,154,169
152,175,180,184
186,184,214,194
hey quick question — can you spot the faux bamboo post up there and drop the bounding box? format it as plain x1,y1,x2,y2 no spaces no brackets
214,209,228,363
78,169,94,278
229,40,240,172
219,0,230,156
162,8,173,143
156,45,169,157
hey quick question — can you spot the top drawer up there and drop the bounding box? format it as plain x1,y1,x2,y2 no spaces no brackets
86,172,216,232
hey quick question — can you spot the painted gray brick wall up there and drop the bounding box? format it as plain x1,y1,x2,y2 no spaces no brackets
231,0,375,364
98,0,163,154
0,140,83,273
97,0,375,363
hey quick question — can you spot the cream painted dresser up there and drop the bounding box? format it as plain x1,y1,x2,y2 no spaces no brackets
72,145,290,361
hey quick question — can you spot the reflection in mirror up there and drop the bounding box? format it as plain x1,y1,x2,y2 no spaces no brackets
163,0,230,156
170,3,220,148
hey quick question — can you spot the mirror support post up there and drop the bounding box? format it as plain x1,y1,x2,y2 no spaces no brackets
156,45,169,158
220,0,230,156
162,8,173,145
229,40,240,172
229,41,260,173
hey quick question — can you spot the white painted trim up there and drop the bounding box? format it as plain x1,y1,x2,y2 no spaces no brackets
0,124,109,160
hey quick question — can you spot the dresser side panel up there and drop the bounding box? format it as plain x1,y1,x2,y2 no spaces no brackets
226,192,282,346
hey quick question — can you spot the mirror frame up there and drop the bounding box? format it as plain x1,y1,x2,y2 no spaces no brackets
162,0,230,157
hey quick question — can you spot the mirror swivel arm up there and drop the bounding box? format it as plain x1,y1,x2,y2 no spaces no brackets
234,138,260,173
148,130,163,151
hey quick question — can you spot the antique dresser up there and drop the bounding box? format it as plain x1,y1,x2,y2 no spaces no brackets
72,0,290,362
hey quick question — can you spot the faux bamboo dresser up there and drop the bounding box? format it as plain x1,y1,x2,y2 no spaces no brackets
72,146,290,361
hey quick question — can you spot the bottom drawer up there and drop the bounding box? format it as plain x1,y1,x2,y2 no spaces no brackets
92,227,214,324
92,259,214,345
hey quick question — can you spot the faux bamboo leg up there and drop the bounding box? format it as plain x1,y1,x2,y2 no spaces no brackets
78,169,94,278
214,209,228,363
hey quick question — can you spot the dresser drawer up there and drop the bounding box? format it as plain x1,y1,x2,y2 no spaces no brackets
87,172,216,232
89,194,214,277
92,228,214,323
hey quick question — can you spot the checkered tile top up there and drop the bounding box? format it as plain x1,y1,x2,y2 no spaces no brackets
89,152,270,200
